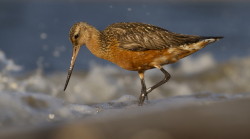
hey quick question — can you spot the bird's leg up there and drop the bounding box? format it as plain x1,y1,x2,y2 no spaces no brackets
138,67,170,105
146,66,171,94
138,71,148,106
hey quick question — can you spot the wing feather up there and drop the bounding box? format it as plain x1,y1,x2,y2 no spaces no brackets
102,22,202,51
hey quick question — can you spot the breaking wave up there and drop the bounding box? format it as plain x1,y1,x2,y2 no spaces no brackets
0,50,249,128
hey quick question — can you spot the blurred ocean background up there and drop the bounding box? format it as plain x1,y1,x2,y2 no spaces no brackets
0,1,250,130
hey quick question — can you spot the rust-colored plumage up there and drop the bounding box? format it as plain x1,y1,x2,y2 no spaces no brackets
64,22,223,105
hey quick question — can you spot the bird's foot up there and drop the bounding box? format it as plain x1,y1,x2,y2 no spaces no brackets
138,92,148,106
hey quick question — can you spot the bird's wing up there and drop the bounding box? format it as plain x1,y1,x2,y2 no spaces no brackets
102,22,202,51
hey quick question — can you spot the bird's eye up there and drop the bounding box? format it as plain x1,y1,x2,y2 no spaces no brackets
74,34,79,39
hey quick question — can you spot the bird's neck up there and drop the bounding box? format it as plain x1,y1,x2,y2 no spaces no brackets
85,28,107,59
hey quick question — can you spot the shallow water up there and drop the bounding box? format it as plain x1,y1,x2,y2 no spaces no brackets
1,49,250,129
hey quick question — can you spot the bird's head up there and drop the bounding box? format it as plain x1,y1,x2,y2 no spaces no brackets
69,22,92,47
64,22,92,91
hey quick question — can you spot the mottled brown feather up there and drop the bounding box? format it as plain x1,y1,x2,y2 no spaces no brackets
101,22,203,51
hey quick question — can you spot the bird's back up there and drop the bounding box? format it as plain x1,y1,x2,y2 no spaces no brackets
101,22,206,51
98,22,222,71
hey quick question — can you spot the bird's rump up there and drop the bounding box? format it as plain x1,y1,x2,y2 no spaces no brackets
102,22,202,51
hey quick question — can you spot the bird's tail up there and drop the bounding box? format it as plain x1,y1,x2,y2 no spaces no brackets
185,36,223,51
200,36,224,43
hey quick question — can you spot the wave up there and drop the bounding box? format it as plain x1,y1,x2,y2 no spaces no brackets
0,50,250,128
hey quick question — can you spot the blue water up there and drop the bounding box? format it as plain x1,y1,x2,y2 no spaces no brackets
0,1,249,73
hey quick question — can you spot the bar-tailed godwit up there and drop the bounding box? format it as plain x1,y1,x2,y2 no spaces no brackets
64,22,223,105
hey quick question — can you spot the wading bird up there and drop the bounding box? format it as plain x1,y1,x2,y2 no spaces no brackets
63,22,222,105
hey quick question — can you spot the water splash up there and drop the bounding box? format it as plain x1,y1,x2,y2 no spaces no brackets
0,50,22,74
0,50,250,129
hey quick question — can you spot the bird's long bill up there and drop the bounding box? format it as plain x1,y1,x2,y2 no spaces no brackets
64,45,81,91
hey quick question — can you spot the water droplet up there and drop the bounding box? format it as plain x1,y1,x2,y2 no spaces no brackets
49,114,55,119
40,33,47,40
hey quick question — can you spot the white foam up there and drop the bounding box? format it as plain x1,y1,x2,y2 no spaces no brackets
64,63,137,104
1,49,250,129
0,50,22,73
177,53,216,75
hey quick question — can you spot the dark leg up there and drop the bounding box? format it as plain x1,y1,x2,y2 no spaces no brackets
138,71,148,106
146,67,171,94
138,66,171,106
